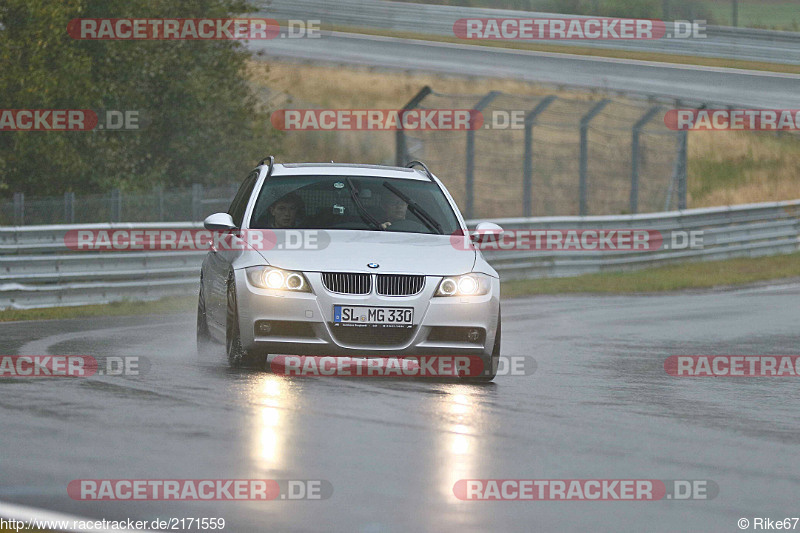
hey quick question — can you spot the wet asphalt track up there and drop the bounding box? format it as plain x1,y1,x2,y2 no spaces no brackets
1,284,800,532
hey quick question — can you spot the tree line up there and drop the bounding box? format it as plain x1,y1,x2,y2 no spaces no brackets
0,0,278,197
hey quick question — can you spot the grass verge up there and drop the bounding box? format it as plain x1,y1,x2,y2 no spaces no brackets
0,296,196,323
502,252,800,296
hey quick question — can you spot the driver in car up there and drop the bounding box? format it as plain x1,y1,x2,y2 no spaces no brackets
265,192,304,229
378,191,408,229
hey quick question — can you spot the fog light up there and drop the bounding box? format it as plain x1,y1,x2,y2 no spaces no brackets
256,321,272,335
467,329,481,342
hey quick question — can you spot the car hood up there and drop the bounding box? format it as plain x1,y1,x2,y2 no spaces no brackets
253,230,476,276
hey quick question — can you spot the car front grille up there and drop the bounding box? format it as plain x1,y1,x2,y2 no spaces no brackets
329,325,417,347
321,272,425,296
376,274,425,296
321,272,372,295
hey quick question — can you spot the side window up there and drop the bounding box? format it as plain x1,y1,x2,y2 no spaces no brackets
228,171,259,228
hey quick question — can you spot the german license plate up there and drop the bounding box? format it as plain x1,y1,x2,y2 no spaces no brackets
333,305,413,326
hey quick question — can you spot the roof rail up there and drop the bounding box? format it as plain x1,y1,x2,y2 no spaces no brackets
258,156,275,177
407,160,434,182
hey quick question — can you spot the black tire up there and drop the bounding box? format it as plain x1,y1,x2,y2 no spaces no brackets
196,283,215,361
226,274,260,368
461,313,501,382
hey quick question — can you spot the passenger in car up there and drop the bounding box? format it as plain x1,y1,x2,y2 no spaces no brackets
378,191,408,229
262,192,305,229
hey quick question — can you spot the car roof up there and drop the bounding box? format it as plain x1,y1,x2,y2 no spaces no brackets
266,163,433,181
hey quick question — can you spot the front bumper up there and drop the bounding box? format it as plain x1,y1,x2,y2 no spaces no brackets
234,271,500,356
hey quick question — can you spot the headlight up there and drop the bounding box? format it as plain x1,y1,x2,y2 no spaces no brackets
246,266,311,292
435,273,490,297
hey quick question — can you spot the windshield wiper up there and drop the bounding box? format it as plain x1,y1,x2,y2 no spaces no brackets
345,178,384,231
382,182,443,234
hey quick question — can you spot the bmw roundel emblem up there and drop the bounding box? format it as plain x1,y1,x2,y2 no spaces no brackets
367,263,379,269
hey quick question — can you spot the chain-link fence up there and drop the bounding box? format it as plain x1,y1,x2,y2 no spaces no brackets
398,88,687,218
2,86,688,225
0,185,240,226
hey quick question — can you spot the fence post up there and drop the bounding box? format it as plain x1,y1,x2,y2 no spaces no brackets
155,186,164,222
523,96,557,218
678,130,688,210
665,129,687,211
465,91,500,219
192,183,204,222
64,192,75,224
13,193,24,226
110,189,121,222
629,105,662,214
395,86,432,166
579,99,610,216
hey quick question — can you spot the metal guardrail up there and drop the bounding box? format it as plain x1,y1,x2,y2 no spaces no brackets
482,200,800,279
0,223,205,309
259,0,800,65
0,200,798,309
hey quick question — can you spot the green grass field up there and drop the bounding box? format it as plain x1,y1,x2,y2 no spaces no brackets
701,0,800,30
502,251,800,296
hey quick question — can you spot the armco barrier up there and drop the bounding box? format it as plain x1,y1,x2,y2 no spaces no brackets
0,200,798,309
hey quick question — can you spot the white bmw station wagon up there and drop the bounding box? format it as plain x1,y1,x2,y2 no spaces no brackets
197,158,502,380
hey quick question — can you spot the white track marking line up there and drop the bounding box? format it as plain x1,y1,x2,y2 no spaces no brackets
16,321,188,357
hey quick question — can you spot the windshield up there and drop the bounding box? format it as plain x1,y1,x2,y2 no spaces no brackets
249,175,461,235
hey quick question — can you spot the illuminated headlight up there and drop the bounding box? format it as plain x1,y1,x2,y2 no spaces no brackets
435,274,490,297
246,266,311,292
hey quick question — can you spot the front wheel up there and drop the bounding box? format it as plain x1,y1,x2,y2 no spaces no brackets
196,284,216,361
226,275,261,368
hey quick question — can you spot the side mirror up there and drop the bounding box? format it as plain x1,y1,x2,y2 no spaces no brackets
472,221,503,243
204,213,237,231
